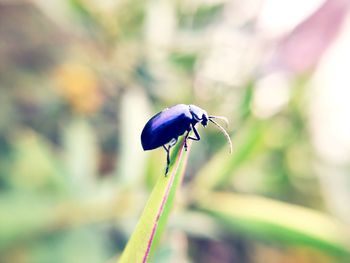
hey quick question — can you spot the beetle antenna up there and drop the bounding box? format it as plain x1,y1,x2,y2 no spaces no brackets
209,119,232,153
209,115,229,128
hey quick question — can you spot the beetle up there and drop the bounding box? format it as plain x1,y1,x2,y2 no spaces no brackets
141,104,232,175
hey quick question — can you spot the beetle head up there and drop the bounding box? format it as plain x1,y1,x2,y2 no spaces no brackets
189,105,208,126
189,104,232,153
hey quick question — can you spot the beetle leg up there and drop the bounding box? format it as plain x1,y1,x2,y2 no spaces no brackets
162,138,179,176
163,145,171,176
184,130,190,151
188,124,201,141
184,125,200,151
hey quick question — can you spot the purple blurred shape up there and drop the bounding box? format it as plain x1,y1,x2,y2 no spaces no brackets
267,0,350,74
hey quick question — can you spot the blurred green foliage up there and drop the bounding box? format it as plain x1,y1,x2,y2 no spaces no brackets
0,0,349,263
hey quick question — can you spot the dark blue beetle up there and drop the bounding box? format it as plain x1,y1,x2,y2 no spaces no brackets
141,104,232,175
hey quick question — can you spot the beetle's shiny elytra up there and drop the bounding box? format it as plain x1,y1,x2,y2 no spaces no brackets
141,104,232,175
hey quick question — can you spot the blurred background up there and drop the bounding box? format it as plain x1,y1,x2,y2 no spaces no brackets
1,0,350,262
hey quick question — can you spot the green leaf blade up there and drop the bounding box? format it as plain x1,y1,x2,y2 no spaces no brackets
118,139,191,263
198,192,350,258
